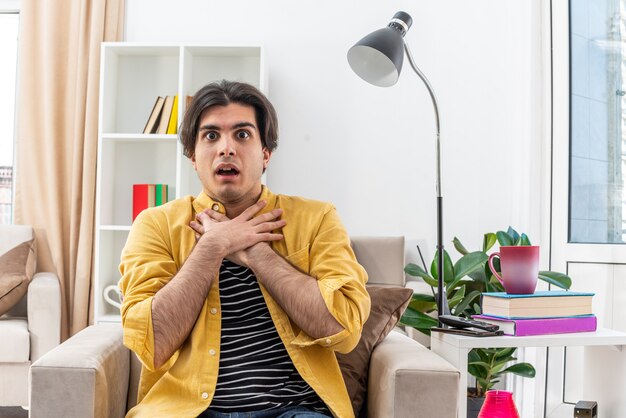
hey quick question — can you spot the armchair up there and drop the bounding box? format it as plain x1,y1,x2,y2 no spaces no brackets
30,236,459,417
0,224,61,407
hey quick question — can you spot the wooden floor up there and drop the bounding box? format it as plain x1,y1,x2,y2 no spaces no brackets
0,407,28,418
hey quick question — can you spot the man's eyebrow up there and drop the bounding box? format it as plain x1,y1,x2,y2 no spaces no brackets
198,121,257,132
198,124,220,132
233,122,257,130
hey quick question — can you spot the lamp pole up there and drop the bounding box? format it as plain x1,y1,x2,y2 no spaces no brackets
347,11,450,324
403,41,450,320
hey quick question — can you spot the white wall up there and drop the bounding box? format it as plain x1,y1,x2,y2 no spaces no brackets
125,0,547,264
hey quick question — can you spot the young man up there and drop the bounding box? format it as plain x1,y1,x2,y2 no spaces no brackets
119,80,370,418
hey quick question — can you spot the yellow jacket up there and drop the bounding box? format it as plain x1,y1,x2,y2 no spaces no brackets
119,186,370,418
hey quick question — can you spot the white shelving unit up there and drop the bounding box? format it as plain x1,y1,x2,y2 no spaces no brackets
94,43,265,323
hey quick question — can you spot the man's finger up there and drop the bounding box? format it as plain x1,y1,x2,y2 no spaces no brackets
196,212,216,225
260,233,284,242
250,208,283,226
207,210,230,222
255,219,286,232
189,221,204,234
238,200,267,220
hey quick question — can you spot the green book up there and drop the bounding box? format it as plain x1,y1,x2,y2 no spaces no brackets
155,184,168,206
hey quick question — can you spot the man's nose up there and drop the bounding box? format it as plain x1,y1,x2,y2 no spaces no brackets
219,137,236,156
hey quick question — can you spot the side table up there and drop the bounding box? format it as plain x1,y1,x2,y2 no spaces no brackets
430,328,626,418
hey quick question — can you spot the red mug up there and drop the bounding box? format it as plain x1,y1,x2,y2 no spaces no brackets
488,246,539,294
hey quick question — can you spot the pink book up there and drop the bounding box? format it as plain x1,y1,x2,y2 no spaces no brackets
471,314,597,336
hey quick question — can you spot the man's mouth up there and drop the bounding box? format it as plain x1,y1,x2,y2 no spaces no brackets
216,166,240,177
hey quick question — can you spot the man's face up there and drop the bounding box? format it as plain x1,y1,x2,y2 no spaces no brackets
192,103,271,205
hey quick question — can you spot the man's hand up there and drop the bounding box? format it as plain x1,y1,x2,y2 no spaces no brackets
193,202,344,341
190,200,285,265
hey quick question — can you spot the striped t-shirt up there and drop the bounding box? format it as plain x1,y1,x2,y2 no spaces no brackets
206,259,329,414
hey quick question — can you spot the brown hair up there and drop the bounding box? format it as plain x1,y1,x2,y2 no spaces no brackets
179,80,278,158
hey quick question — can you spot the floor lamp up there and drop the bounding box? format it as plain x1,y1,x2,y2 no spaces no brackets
347,11,452,324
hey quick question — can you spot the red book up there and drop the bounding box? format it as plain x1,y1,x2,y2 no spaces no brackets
132,184,155,221
472,314,597,336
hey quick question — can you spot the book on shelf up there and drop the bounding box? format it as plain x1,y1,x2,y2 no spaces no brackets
154,184,168,206
166,95,179,134
143,96,165,134
472,314,598,336
132,184,169,222
157,96,175,134
481,290,594,319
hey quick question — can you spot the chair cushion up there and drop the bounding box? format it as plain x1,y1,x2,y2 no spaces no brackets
336,285,413,416
0,317,30,362
0,239,36,316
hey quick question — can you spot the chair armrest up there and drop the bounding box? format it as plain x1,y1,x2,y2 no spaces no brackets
368,330,460,418
28,272,61,360
30,324,129,418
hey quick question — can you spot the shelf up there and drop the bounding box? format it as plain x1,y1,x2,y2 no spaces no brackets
94,43,264,324
431,327,626,350
99,225,131,231
102,133,177,142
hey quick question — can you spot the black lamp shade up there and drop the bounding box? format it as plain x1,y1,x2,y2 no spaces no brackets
347,27,405,87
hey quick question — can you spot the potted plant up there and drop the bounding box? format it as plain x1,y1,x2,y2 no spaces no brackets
400,227,571,417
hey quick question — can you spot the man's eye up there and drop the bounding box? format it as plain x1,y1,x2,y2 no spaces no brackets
206,132,218,140
237,130,250,140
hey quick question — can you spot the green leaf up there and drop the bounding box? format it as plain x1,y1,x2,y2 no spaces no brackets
454,251,489,281
538,271,572,290
405,263,431,280
483,233,497,252
448,286,466,308
453,237,470,255
400,307,439,331
424,276,440,288
468,364,485,379
494,347,517,361
468,268,488,283
473,303,482,314
499,363,536,378
485,258,500,277
408,293,437,313
477,377,492,392
452,290,482,316
468,361,492,369
468,349,481,362
507,226,520,243
464,279,487,296
520,233,532,246
409,293,436,303
493,358,516,369
496,231,514,246
405,263,439,287
430,250,454,284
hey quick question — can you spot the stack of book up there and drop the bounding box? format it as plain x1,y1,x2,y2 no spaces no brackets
472,290,597,336
143,96,179,134
132,184,169,221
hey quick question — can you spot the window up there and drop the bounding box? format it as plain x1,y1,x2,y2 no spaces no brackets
0,12,19,224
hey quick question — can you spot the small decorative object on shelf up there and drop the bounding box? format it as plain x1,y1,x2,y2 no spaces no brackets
574,400,598,418
477,390,519,418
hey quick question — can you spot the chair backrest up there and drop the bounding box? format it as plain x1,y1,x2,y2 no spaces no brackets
0,224,33,255
351,236,405,287
0,224,34,317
